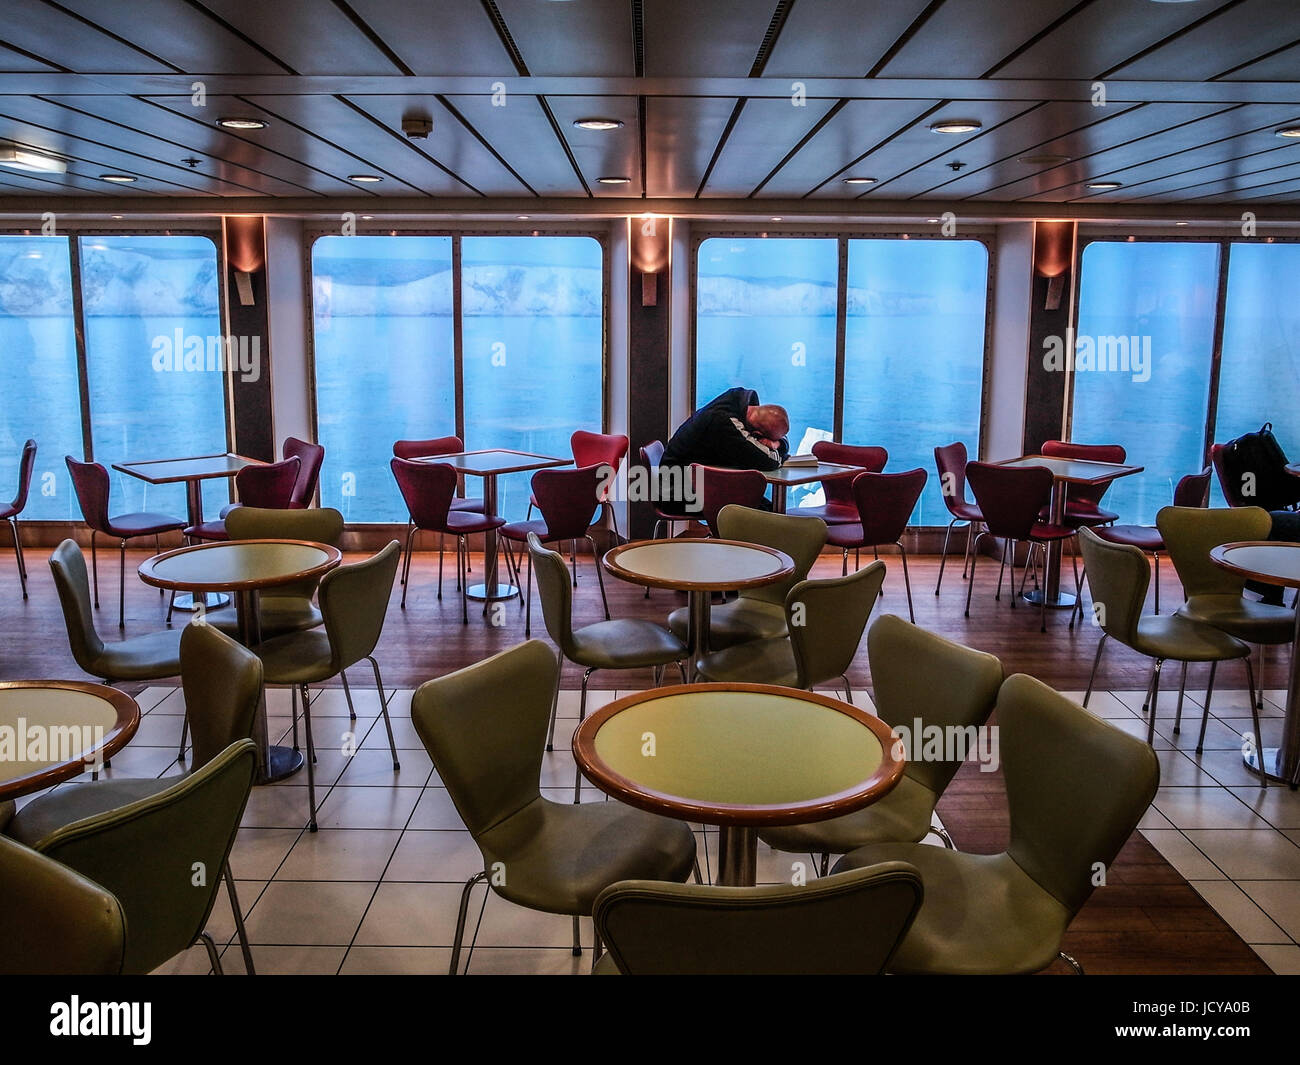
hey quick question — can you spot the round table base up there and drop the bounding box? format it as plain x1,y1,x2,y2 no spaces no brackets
258,744,305,785
717,825,757,886
1244,747,1298,789
172,591,231,611
1022,589,1077,609
466,582,519,602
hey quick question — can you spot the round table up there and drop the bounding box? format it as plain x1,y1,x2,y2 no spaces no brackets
603,539,794,679
573,683,904,886
1211,541,1300,787
0,681,139,801
139,538,342,784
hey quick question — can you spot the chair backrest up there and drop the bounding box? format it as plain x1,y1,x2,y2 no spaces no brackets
0,835,125,975
640,439,665,470
593,861,924,975
64,456,111,532
527,533,577,655
571,430,629,490
319,541,401,670
867,614,1003,796
48,539,106,669
531,465,602,541
693,464,769,537
392,435,464,460
1172,467,1213,509
1042,440,1126,508
224,505,345,600
235,456,300,509
934,441,973,515
1156,504,1273,598
410,640,554,840
1076,526,1149,647
999,673,1159,915
10,438,36,513
390,457,457,532
180,623,263,769
786,561,886,688
1210,443,1243,507
35,740,257,974
851,468,928,545
965,461,1054,540
282,437,324,508
716,504,827,606
813,441,888,507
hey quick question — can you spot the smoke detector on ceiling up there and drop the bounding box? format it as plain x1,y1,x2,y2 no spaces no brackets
401,115,433,139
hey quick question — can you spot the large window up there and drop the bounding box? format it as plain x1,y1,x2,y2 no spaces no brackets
1072,241,1220,526
843,239,988,525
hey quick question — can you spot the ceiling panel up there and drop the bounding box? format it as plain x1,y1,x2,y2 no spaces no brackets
1109,0,1300,80
758,99,939,196
542,95,642,197
762,0,932,77
441,94,583,196
1184,172,1300,202
0,164,111,196
701,97,839,197
0,0,172,73
878,0,1085,79
193,0,400,75
494,0,634,76
0,43,61,73
1220,40,1300,82
1108,152,1300,202
643,0,777,77
344,0,516,76
644,97,739,197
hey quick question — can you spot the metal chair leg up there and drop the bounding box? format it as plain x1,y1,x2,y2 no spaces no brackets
400,520,413,584
935,519,956,595
524,552,533,637
400,526,416,608
90,530,99,607
368,656,400,770
450,871,488,975
290,684,300,751
588,535,610,619
118,538,127,629
224,861,255,975
1147,660,1164,746
1245,655,1266,788
459,537,469,625
1083,634,1107,707
301,684,318,831
964,532,985,618
842,675,853,704
1173,661,1188,733
995,538,1009,603
897,542,915,623
575,667,595,802
1058,950,1084,975
1195,661,1220,753
198,931,224,975
924,825,955,849
177,712,189,763
11,517,27,599
962,521,977,578
572,915,582,957
1153,552,1160,614
339,667,358,720
545,650,563,753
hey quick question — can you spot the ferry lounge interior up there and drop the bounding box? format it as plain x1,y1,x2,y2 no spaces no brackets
2,0,1300,983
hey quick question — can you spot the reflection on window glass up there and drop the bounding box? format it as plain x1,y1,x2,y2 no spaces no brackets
461,235,603,521
1213,242,1300,504
312,236,455,522
842,239,988,525
0,237,81,520
80,235,225,517
696,237,837,505
1072,241,1219,526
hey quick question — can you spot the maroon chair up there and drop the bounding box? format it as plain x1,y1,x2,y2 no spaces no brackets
1,438,36,599
186,457,300,543
1041,440,1126,526
933,441,985,597
1210,443,1244,507
65,456,186,629
500,465,610,636
798,441,888,525
393,436,485,585
528,430,630,542
964,461,1078,633
693,464,770,538
390,458,504,623
641,440,696,541
283,437,324,509
825,469,927,622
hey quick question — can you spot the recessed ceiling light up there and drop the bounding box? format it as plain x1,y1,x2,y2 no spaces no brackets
0,146,67,174
770,216,783,222
1275,126,1300,139
843,176,876,185
216,117,268,130
1085,181,1123,190
517,215,530,220
1174,221,1190,226
930,119,982,134
100,173,137,183
927,217,940,223
349,174,383,183
111,214,123,220
596,176,630,184
360,215,374,220
573,118,624,131
1018,153,1071,165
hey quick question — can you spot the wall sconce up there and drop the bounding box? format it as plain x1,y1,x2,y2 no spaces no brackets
1033,220,1075,311
225,215,265,307
234,271,256,306
630,214,671,307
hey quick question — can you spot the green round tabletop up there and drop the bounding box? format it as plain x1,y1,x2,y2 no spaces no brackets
1211,541,1300,590
138,538,342,593
603,539,794,593
573,683,904,827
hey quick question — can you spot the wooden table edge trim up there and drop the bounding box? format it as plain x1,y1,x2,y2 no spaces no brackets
602,538,796,592
1211,540,1300,589
572,682,905,827
0,681,139,801
137,538,343,593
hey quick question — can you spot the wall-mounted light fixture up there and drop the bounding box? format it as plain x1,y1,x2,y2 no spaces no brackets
629,214,672,307
1033,220,1075,311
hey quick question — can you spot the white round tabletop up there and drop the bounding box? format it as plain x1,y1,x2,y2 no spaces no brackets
603,538,794,592
1211,541,1300,590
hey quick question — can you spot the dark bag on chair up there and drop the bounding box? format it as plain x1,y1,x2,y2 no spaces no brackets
1221,423,1300,512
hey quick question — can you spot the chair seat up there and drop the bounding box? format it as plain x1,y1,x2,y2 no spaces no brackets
6,776,175,847
90,627,183,680
759,776,940,855
1133,613,1251,663
825,523,867,549
569,619,686,670
444,511,505,535
1066,504,1119,526
209,595,323,640
944,501,983,523
451,497,485,514
831,844,1070,975
1178,595,1295,646
499,519,547,542
792,503,859,526
184,520,229,542
1029,521,1075,541
667,598,786,650
696,635,798,687
478,796,696,915
1093,524,1163,552
107,512,185,538
254,629,334,684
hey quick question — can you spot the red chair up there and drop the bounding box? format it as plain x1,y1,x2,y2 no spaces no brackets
529,431,630,542
393,436,485,584
65,456,186,629
692,464,769,538
390,458,504,623
0,438,36,599
186,457,300,542
500,465,610,636
964,461,1079,633
1210,442,1250,508
1041,440,1126,526
826,469,927,623
798,442,887,525
933,441,985,596
641,440,697,541
283,437,324,509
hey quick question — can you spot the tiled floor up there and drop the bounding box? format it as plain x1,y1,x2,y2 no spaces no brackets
17,679,1299,975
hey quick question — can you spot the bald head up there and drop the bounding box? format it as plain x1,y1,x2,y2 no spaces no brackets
747,404,789,441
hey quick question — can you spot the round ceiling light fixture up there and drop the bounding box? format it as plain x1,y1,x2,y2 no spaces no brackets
349,174,383,183
842,176,876,185
573,118,624,131
597,175,631,184
1275,126,1300,139
1085,181,1123,190
100,173,137,183
930,119,982,134
216,117,268,130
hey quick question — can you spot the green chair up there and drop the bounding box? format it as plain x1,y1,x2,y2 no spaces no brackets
529,532,687,797
591,861,923,975
255,542,403,831
6,623,264,972
411,640,698,975
759,614,1003,874
833,673,1160,975
694,560,886,696
21,740,257,975
666,505,827,652
0,834,126,975
1078,525,1258,754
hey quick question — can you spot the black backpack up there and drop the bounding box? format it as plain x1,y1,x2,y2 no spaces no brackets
1221,423,1300,511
